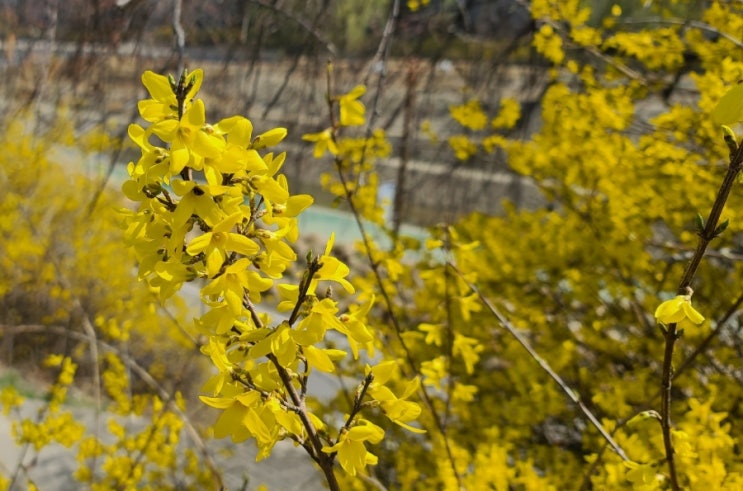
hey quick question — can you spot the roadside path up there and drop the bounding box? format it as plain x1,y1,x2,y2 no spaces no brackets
0,395,325,490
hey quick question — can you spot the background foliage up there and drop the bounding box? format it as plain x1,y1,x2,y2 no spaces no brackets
2,0,743,490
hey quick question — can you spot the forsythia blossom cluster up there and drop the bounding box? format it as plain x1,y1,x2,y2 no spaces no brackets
120,69,422,477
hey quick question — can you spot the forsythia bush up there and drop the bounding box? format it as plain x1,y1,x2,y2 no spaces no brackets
4,1,743,490
0,115,219,489
120,69,424,489
305,1,743,490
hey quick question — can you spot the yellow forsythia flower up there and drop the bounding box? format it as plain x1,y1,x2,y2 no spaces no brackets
654,295,704,329
322,419,384,476
449,100,487,130
339,85,366,127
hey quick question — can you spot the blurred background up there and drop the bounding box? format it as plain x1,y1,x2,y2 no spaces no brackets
0,1,725,489
0,0,557,224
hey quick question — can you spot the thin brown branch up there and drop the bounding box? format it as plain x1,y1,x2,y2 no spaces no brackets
392,62,419,239
448,263,630,462
323,66,465,488
658,132,743,490
673,291,743,381
327,373,375,463
287,257,323,326
242,299,340,490
247,0,336,56
172,0,185,74
266,353,341,491
660,321,682,489
330,150,465,484
620,17,743,50
341,374,374,433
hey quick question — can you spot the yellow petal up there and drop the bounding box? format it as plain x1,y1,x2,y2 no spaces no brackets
304,345,336,373
186,232,214,255
252,127,287,150
225,233,260,257
184,68,204,100
347,423,384,443
199,395,234,410
654,296,686,324
681,301,705,324
712,83,743,125
141,70,174,101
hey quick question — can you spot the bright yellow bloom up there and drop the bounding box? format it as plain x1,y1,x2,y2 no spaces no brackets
186,211,260,277
366,362,425,433
654,295,705,329
249,323,297,366
152,259,194,300
491,98,522,129
201,258,273,314
302,128,338,157
303,345,346,373
625,460,660,487
337,296,375,359
533,23,564,65
138,69,203,123
407,0,430,12
251,127,288,150
248,174,289,203
448,134,478,161
313,233,355,294
449,100,487,130
292,298,344,346
199,389,262,443
124,123,169,185
151,99,225,174
339,85,366,126
0,386,23,415
170,179,231,229
453,333,483,374
322,419,384,476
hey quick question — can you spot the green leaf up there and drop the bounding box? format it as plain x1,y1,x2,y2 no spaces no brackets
714,218,730,237
695,213,705,234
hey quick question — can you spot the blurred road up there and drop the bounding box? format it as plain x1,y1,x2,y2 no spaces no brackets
0,396,325,490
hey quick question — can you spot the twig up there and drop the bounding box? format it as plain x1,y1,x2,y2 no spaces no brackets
267,353,341,490
326,373,375,462
658,132,743,490
247,0,336,56
324,63,465,488
442,232,456,427
448,262,630,462
355,0,402,195
340,374,374,435
392,61,419,240
172,0,185,75
287,256,323,326
242,297,341,491
619,17,743,50
673,291,743,382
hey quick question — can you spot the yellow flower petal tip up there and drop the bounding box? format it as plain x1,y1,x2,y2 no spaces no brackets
654,295,705,328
